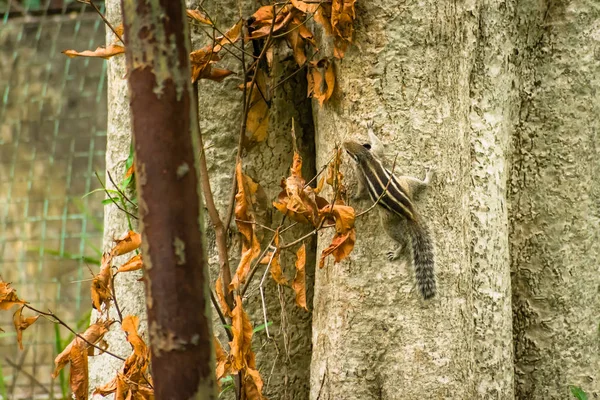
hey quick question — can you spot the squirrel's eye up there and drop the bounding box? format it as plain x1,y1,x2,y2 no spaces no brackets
362,143,371,150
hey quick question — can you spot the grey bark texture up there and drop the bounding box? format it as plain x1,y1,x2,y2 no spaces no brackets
310,1,479,398
190,2,316,399
510,0,600,398
88,0,146,397
90,0,600,398
311,0,599,399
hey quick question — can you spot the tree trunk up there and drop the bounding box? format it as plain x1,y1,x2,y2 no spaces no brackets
89,1,146,397
189,2,316,398
121,0,216,398
310,1,514,398
510,0,600,397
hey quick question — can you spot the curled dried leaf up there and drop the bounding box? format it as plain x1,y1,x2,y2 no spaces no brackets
186,9,212,25
273,152,328,226
241,69,270,143
292,244,308,310
62,45,125,59
214,336,231,382
52,320,112,380
0,281,25,310
116,254,143,273
111,230,141,257
91,253,113,311
331,0,356,58
230,163,262,291
244,367,266,400
318,204,356,267
13,306,40,350
228,296,254,372
269,233,288,285
307,58,335,105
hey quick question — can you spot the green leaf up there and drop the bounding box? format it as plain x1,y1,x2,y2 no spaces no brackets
102,197,121,206
252,321,273,334
570,385,588,400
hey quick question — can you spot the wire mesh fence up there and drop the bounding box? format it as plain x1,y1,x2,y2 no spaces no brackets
0,1,107,398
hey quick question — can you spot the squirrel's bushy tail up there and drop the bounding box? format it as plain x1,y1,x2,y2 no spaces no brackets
407,219,436,299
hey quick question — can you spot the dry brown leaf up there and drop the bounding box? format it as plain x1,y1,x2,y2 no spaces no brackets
93,318,151,399
186,9,212,25
215,19,243,51
62,45,125,59
228,296,253,372
319,228,356,268
52,320,112,380
291,0,320,13
273,152,328,226
69,340,89,400
249,8,295,39
13,306,40,350
0,281,25,310
241,69,270,143
269,233,288,285
111,231,142,257
244,367,266,400
307,58,335,105
214,336,231,382
331,0,356,58
230,162,262,291
286,16,316,66
91,253,113,311
117,254,143,273
93,377,117,396
292,244,308,310
215,275,231,316
318,204,356,267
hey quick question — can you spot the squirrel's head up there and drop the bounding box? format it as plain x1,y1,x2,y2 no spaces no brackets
343,141,375,164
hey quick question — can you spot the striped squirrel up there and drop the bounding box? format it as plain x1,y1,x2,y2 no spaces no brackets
343,124,436,299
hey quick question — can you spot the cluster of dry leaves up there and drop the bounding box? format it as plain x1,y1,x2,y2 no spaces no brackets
63,1,357,143
209,139,357,398
0,231,152,400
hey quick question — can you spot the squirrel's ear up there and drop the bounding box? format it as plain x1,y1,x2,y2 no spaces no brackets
367,123,386,160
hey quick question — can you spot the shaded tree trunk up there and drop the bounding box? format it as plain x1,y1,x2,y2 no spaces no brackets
510,0,600,397
121,0,216,398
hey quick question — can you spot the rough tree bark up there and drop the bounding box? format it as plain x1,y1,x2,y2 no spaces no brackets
190,1,316,399
89,0,146,397
310,1,480,398
510,0,600,397
121,0,216,398
90,0,600,399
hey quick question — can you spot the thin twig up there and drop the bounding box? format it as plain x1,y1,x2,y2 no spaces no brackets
210,290,233,341
25,305,126,362
81,0,123,44
4,357,51,395
107,170,137,209
95,171,138,221
109,271,124,323
258,248,277,338
193,81,234,311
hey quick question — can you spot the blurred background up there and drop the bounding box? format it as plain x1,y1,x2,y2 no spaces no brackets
0,1,107,398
